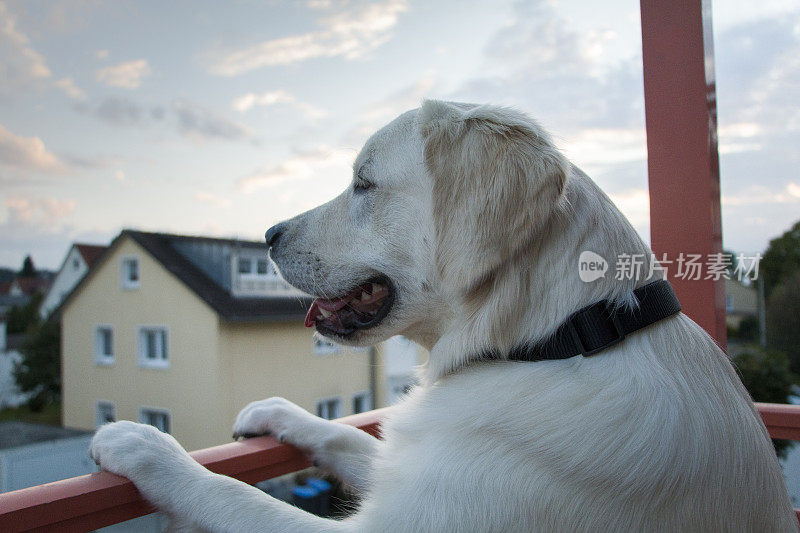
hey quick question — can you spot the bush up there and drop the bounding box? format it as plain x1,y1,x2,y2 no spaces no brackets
766,271,800,375
731,346,797,458
13,320,61,411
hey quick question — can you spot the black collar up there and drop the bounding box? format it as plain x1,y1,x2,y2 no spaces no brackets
480,279,681,363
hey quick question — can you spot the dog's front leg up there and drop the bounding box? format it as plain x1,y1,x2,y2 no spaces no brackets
90,421,350,533
233,397,382,493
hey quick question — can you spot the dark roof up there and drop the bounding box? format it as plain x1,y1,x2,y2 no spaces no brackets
0,422,92,450
74,244,107,268
12,277,50,296
57,230,311,322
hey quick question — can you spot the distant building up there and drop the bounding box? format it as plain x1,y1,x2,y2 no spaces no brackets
8,277,51,298
40,243,106,319
725,278,758,329
0,320,30,409
59,230,420,451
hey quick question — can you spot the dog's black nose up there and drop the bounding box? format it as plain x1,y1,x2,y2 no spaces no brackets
265,223,285,248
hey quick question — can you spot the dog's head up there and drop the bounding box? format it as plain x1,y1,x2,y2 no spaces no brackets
266,100,568,347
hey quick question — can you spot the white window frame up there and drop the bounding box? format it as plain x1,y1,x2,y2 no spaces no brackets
316,396,342,420
137,325,170,369
352,391,372,415
95,400,116,428
120,255,140,290
138,406,171,434
314,336,341,355
94,324,115,366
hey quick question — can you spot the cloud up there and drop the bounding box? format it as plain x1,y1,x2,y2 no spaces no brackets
173,100,254,142
236,146,353,193
95,58,151,89
449,1,644,137
95,49,109,60
231,89,327,119
722,183,800,207
0,122,65,173
2,196,76,227
75,97,253,142
204,0,408,76
194,191,232,208
0,1,51,98
55,76,86,100
74,96,148,126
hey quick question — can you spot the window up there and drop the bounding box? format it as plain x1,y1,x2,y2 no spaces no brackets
238,258,252,274
314,337,341,355
139,407,170,433
137,326,169,368
72,258,80,270
121,257,140,289
96,401,115,428
257,259,269,275
94,326,114,365
316,397,341,420
352,392,372,414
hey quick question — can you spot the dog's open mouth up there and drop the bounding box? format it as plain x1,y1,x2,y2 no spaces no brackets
305,276,394,337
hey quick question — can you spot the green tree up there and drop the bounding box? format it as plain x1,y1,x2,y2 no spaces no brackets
734,315,759,342
761,219,800,297
766,270,800,374
6,292,43,334
13,320,61,411
731,346,797,458
19,255,36,277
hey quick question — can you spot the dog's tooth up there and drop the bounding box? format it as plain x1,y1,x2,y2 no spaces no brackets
371,283,381,294
320,308,332,318
361,291,371,301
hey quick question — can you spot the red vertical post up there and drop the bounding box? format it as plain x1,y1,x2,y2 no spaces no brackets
640,0,726,348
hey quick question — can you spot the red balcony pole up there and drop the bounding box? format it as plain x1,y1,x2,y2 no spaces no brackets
640,0,726,348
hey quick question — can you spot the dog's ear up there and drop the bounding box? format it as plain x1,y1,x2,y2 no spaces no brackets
420,100,568,294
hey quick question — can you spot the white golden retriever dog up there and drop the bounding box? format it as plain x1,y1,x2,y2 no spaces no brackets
91,101,797,532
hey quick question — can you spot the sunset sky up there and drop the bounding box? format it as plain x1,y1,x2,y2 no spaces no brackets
1,0,798,270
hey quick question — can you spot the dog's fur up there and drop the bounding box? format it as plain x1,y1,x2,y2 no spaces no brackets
91,101,797,532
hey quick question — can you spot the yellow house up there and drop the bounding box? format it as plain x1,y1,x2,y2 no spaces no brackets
58,230,411,451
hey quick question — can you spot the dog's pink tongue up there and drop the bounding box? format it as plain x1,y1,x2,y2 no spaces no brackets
304,296,351,327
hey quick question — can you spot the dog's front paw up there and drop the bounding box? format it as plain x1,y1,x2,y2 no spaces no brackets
90,421,192,480
233,397,318,443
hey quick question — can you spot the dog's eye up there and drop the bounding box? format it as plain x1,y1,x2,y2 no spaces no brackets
354,180,373,194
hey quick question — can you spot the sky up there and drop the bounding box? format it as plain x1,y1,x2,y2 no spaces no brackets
1,0,798,271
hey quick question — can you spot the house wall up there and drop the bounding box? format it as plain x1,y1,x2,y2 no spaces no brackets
725,279,758,328
40,246,88,319
218,323,373,428
62,237,226,451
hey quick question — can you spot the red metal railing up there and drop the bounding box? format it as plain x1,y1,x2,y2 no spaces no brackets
0,408,386,532
0,404,798,531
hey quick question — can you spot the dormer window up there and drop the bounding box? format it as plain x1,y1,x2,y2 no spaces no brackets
121,257,140,289
238,258,252,275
